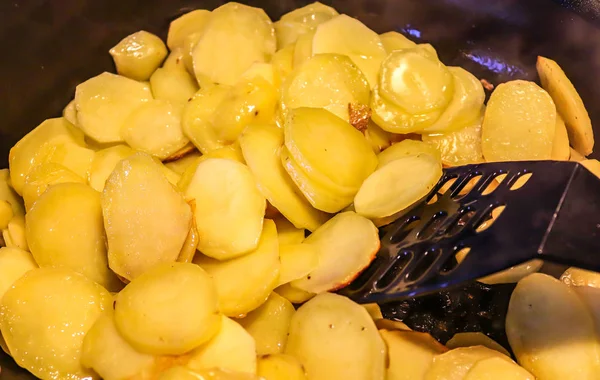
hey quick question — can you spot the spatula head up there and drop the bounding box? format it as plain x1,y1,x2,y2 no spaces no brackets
339,160,600,304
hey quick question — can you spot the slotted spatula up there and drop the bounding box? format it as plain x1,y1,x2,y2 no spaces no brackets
339,160,600,304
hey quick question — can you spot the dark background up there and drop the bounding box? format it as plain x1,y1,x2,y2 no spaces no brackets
0,0,599,377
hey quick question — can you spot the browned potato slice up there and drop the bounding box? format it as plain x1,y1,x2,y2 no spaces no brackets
552,114,570,160
238,292,295,355
425,346,510,380
561,266,600,288
110,31,167,81
240,124,328,231
285,293,385,380
291,212,379,293
194,220,280,317
102,153,192,280
464,357,534,380
446,332,510,357
382,329,448,380
167,9,211,50
257,353,307,380
506,273,600,379
537,56,594,155
482,80,556,161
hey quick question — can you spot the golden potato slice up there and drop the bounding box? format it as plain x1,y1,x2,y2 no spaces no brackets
370,85,442,134
0,169,24,218
482,80,556,162
242,62,279,88
239,123,328,231
238,292,295,355
26,183,121,291
81,310,156,380
292,212,379,293
552,114,570,160
150,67,199,105
62,99,78,126
165,150,202,175
506,273,600,379
192,2,275,86
278,243,319,286
122,100,189,160
257,353,306,380
177,144,244,192
381,330,448,380
160,367,262,380
292,31,315,68
167,9,212,50
41,140,95,181
423,116,484,166
377,139,441,168
114,262,221,355
272,44,295,83
194,220,280,316
478,260,543,285
281,54,370,122
0,247,37,300
380,48,454,116
380,31,417,53
75,72,153,143
110,30,167,81
285,293,385,380
274,2,338,48
424,67,485,133
312,14,387,87
188,315,257,374
88,144,136,191
355,154,442,220
9,117,85,195
22,162,85,210
280,146,354,213
284,107,377,194
364,120,393,153
375,319,412,331
465,357,534,380
274,216,305,245
561,267,600,288
0,268,112,379
446,332,510,357
0,200,12,230
537,56,593,155
275,283,315,304
362,303,383,320
182,32,204,75
5,214,28,251
185,158,265,259
425,346,509,380
102,153,192,280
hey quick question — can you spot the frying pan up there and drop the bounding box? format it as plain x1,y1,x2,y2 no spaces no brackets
1,0,599,377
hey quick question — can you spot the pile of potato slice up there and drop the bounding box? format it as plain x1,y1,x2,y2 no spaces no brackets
0,2,599,379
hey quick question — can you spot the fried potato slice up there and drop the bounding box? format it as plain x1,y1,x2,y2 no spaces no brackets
187,316,257,374
102,153,192,280
285,293,385,380
150,67,199,105
257,353,307,380
274,283,316,304
552,114,570,160
278,243,319,286
167,9,211,50
482,80,556,161
0,268,112,380
274,2,338,48
110,30,167,81
382,330,448,380
273,216,305,245
446,332,510,357
380,31,417,53
22,162,85,211
423,116,484,166
238,292,295,355
0,247,37,300
185,158,265,259
194,220,280,317
88,145,136,191
114,262,221,355
561,266,600,288
240,123,328,231
425,346,510,380
464,357,534,380
0,169,24,218
291,212,379,293
537,56,593,155
192,2,275,86
312,14,387,87
506,273,600,379
75,72,153,143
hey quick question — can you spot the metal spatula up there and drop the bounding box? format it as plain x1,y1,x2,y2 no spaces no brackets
339,160,600,304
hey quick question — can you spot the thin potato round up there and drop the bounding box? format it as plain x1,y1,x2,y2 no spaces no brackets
552,113,571,160
446,332,510,357
425,346,510,380
187,316,257,375
238,292,295,355
0,201,12,230
257,353,306,380
561,266,600,288
0,268,112,380
478,260,543,285
150,67,199,105
537,56,593,155
285,293,385,380
239,123,328,231
423,116,484,166
275,283,316,304
291,212,379,293
0,169,25,218
278,243,319,286
380,31,417,53
281,54,370,122
185,158,266,260
355,154,442,220
167,9,211,50
193,220,280,317
22,162,85,211
178,143,244,192
75,72,153,143
110,30,167,81
465,357,534,380
482,80,556,162
114,262,221,355
273,216,305,245
274,2,338,48
312,14,387,87
0,247,37,300
377,139,441,168
506,273,600,379
88,144,136,192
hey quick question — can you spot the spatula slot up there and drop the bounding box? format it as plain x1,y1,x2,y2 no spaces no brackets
376,250,413,289
389,215,421,244
509,172,533,191
453,174,483,198
446,207,477,236
440,246,471,275
406,248,442,282
475,205,506,233
417,211,448,240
